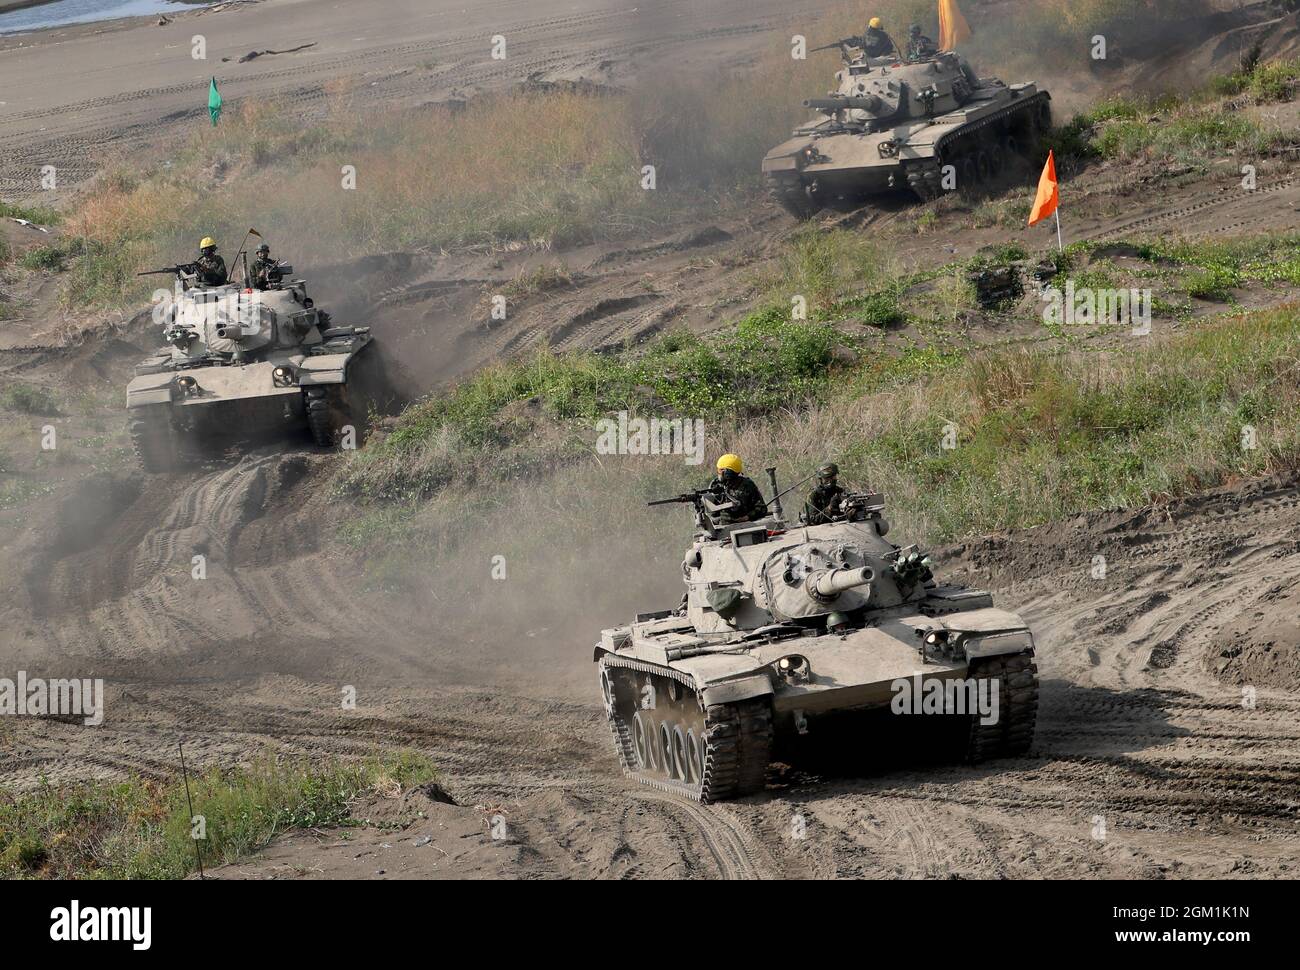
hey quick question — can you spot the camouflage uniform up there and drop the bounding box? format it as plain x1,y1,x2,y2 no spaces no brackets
804,482,847,525
709,473,768,523
194,252,228,287
907,28,938,60
859,26,895,58
251,254,278,289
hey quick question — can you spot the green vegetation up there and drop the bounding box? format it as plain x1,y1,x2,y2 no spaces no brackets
1209,56,1300,101
0,383,59,415
1051,54,1300,166
18,244,67,272
338,306,857,502
0,200,61,226
342,303,1300,563
0,752,436,879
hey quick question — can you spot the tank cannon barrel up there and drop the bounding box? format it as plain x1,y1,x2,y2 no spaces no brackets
808,566,874,601
804,95,883,113
215,323,250,341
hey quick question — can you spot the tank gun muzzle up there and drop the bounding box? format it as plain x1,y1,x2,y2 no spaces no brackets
804,95,883,114
215,323,250,341
808,566,874,602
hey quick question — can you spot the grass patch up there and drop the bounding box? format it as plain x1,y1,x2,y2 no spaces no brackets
0,384,59,415
0,751,436,879
339,302,1300,545
0,200,62,226
339,305,857,502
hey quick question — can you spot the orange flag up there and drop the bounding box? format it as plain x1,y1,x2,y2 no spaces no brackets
939,0,973,51
1028,150,1059,226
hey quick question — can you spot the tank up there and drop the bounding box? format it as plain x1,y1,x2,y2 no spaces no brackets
595,472,1039,802
762,45,1052,217
125,263,383,471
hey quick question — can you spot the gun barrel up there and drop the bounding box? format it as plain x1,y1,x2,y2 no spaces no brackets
804,95,882,113
809,566,874,600
647,495,693,507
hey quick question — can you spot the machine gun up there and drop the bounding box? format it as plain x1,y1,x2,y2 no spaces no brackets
648,487,717,509
809,36,863,59
137,264,201,291
137,264,197,279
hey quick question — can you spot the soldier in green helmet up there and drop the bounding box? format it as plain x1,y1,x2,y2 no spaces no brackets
804,461,847,525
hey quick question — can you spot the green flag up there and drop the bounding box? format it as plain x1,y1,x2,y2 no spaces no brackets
208,77,222,127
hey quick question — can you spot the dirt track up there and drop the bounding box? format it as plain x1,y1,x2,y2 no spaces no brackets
0,442,1295,879
1,0,1299,879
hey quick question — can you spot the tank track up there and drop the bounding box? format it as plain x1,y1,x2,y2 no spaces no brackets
765,172,823,220
599,654,772,803
905,91,1052,203
965,652,1039,761
305,386,350,447
128,405,178,473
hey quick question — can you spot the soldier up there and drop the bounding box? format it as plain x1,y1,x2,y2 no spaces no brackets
710,454,768,523
804,462,847,525
906,23,938,60
250,242,280,290
193,237,228,286
859,17,896,58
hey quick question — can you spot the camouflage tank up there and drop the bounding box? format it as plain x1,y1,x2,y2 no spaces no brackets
595,471,1039,802
126,261,381,471
762,42,1052,217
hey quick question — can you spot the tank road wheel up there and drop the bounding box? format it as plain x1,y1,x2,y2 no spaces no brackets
958,156,979,198
128,405,179,473
965,653,1039,762
672,725,692,783
659,721,677,779
305,386,353,448
986,141,1005,180
766,174,823,220
598,656,773,802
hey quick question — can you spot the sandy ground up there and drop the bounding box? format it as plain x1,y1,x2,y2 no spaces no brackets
0,0,827,202
0,0,1298,879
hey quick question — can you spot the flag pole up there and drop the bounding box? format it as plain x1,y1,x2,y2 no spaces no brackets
1054,209,1063,254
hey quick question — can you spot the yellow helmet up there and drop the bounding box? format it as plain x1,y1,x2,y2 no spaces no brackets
716,453,744,475
199,237,216,250
869,16,883,28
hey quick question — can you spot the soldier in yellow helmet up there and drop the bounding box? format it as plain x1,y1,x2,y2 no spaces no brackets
858,16,897,58
193,236,228,286
709,454,768,523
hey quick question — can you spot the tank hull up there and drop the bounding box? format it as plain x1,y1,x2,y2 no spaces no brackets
596,591,1039,801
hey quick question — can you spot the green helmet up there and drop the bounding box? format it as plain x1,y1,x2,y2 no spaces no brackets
817,461,839,482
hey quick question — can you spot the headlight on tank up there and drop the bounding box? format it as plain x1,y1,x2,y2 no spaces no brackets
775,654,811,684
174,375,197,395
272,365,295,387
